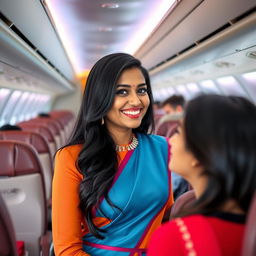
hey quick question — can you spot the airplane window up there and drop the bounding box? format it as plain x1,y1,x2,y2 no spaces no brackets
199,80,221,94
33,94,51,114
0,88,11,123
186,83,201,98
241,72,256,101
167,87,176,95
175,85,190,99
216,76,248,97
21,93,38,120
0,90,22,126
10,92,30,124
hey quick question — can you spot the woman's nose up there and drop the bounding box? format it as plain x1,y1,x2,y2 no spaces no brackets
128,92,141,106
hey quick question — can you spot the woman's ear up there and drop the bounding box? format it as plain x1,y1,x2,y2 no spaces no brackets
191,158,201,167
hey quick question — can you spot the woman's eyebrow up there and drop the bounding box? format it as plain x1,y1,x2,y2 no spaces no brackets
116,83,147,88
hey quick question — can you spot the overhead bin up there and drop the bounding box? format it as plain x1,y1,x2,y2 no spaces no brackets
136,0,256,70
0,0,75,81
0,20,74,93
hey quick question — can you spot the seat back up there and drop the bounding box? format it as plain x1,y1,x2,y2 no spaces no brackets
33,117,65,148
0,193,18,256
29,118,63,149
242,192,256,256
50,110,75,141
18,123,57,157
170,190,196,218
0,141,47,256
0,131,53,204
155,120,179,137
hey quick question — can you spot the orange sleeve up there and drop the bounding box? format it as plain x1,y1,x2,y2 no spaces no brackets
52,145,90,256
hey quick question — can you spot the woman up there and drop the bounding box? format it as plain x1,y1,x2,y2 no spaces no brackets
148,94,256,256
52,53,173,256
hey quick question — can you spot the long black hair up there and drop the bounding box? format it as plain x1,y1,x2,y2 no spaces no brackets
181,94,256,215
66,53,154,238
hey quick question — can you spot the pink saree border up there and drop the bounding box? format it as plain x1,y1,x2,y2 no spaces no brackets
129,137,171,256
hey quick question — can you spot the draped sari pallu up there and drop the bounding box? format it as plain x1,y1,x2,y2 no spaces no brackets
82,134,172,256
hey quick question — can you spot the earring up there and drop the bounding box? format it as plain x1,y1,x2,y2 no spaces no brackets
101,118,104,125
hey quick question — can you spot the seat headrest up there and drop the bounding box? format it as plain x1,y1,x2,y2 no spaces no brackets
18,123,55,142
0,131,49,154
0,141,42,177
170,190,196,218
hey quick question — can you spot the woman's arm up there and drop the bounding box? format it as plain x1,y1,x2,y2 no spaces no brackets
52,147,90,256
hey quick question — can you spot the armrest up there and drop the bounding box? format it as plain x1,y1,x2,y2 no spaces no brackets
40,231,52,256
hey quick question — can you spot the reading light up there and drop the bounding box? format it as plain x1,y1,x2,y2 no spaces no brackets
101,3,119,9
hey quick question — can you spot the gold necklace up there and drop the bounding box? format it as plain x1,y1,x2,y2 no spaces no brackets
115,134,139,152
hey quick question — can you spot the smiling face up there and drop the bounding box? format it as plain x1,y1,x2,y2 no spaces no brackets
169,124,202,179
105,67,150,134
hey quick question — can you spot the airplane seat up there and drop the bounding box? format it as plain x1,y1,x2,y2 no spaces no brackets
18,122,57,157
0,131,53,207
26,119,62,150
0,140,51,256
242,192,256,256
33,117,65,148
155,120,179,137
0,192,18,256
166,122,179,138
170,190,196,218
154,113,164,126
50,110,75,141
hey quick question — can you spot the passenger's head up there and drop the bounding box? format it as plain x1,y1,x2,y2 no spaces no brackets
170,94,256,213
161,95,185,115
75,53,154,141
0,124,22,131
38,113,51,118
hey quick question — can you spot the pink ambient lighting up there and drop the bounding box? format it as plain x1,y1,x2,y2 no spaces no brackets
242,71,256,82
124,0,177,54
44,0,81,73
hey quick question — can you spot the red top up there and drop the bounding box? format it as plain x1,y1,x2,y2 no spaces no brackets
147,213,245,256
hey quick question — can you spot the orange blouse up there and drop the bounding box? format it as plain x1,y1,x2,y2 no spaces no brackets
52,144,173,256
52,145,128,256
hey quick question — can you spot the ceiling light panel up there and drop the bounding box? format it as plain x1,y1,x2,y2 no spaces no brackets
44,0,177,73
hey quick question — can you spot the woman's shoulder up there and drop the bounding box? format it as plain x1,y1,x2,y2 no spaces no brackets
139,133,168,145
56,144,83,161
158,215,206,231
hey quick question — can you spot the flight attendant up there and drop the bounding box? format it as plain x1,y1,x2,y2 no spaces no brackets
52,53,174,256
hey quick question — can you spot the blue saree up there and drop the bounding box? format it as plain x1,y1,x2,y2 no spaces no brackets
82,133,172,255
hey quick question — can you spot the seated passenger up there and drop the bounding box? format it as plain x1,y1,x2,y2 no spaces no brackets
159,94,188,199
38,112,51,118
148,94,256,256
159,94,185,124
0,124,22,131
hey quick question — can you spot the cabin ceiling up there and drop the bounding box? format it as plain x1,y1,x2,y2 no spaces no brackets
0,0,255,94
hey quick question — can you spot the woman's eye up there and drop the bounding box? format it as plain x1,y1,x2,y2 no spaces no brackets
116,89,128,96
137,88,148,95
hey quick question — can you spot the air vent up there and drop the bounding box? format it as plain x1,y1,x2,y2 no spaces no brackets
178,43,197,55
36,50,48,61
0,11,69,82
10,25,37,50
230,6,256,23
196,23,231,44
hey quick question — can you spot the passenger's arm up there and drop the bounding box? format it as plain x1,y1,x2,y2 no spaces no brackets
52,148,90,256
